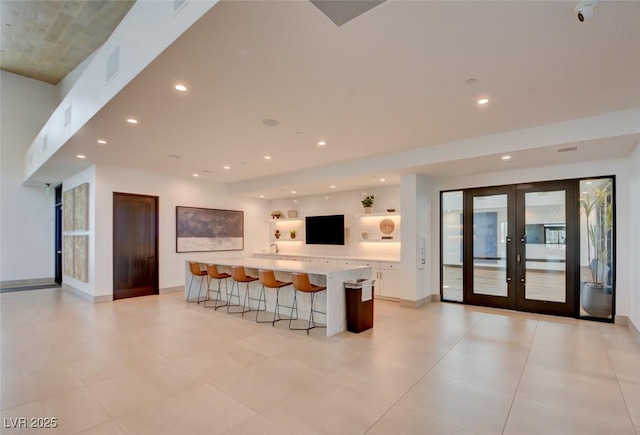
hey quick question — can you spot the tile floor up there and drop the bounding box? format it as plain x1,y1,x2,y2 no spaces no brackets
1,287,639,434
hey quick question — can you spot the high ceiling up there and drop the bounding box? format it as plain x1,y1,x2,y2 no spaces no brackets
23,1,640,197
0,0,134,84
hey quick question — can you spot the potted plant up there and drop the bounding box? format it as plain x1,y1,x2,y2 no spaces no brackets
290,229,296,239
361,195,375,214
579,180,613,317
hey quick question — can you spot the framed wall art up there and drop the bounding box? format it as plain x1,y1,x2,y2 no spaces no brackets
176,206,244,252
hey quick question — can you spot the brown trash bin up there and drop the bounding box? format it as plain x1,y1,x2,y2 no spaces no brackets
345,279,375,333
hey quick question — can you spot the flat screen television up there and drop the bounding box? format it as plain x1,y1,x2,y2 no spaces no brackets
305,214,345,245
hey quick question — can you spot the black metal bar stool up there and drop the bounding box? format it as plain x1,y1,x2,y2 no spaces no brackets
203,264,231,309
187,262,208,303
289,272,326,335
257,269,294,326
228,266,259,316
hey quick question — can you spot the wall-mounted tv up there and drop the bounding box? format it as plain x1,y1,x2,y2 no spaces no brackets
305,214,345,245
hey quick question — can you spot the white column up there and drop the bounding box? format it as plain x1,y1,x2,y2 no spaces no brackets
400,173,432,307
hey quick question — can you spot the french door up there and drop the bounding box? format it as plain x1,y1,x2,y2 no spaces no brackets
463,180,578,316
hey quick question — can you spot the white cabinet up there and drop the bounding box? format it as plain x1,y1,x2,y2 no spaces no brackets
377,262,401,299
357,260,400,300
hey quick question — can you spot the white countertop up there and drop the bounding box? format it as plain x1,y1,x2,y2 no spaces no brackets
190,257,370,276
254,252,400,263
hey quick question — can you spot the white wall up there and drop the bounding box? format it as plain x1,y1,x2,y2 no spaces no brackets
629,143,640,330
0,72,58,284
86,165,269,298
430,157,632,317
267,185,401,260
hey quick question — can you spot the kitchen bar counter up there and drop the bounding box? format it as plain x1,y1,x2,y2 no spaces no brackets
185,258,371,336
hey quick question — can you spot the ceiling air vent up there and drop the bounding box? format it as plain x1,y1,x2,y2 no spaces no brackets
310,0,386,27
106,45,120,83
557,146,578,153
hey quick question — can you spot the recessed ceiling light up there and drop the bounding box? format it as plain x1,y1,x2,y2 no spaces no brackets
202,170,211,173
97,139,107,144
264,155,272,160
502,155,511,160
465,79,476,85
126,118,138,124
223,166,230,170
262,119,280,127
330,185,336,189
174,84,187,92
291,190,296,194
76,154,86,159
193,174,199,177
478,98,489,105
168,154,182,159
318,141,326,146
380,178,386,182
259,195,264,198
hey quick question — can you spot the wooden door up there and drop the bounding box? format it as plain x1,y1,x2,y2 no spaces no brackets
113,193,158,300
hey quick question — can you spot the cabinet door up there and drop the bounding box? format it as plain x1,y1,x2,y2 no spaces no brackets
379,267,401,299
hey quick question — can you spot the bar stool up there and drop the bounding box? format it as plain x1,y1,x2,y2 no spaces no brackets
257,270,293,326
289,272,326,335
203,265,231,309
187,262,208,303
228,266,259,316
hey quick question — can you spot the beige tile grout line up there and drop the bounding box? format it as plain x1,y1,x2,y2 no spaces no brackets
601,325,638,431
362,310,489,435
500,317,539,435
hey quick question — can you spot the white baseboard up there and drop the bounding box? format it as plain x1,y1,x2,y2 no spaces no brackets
629,318,640,344
63,284,112,303
399,294,437,308
160,286,183,294
615,315,628,325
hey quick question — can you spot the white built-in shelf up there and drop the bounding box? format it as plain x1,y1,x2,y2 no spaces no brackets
360,238,400,242
269,218,302,222
355,212,400,218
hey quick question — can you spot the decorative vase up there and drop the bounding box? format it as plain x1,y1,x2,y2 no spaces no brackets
287,210,298,218
274,230,281,239
364,207,372,214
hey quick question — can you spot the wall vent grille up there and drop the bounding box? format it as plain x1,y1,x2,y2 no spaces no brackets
64,105,72,127
106,45,120,83
174,0,188,12
557,146,578,153
310,0,386,27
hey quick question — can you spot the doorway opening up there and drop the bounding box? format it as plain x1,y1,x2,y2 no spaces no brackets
440,177,615,321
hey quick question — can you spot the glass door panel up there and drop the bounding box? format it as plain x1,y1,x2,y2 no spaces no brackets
515,181,577,316
523,190,567,303
464,186,515,310
441,191,463,301
472,194,508,297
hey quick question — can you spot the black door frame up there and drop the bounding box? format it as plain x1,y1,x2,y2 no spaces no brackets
464,180,577,316
54,185,63,285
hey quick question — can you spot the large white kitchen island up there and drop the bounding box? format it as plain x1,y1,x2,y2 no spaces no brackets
185,258,371,336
